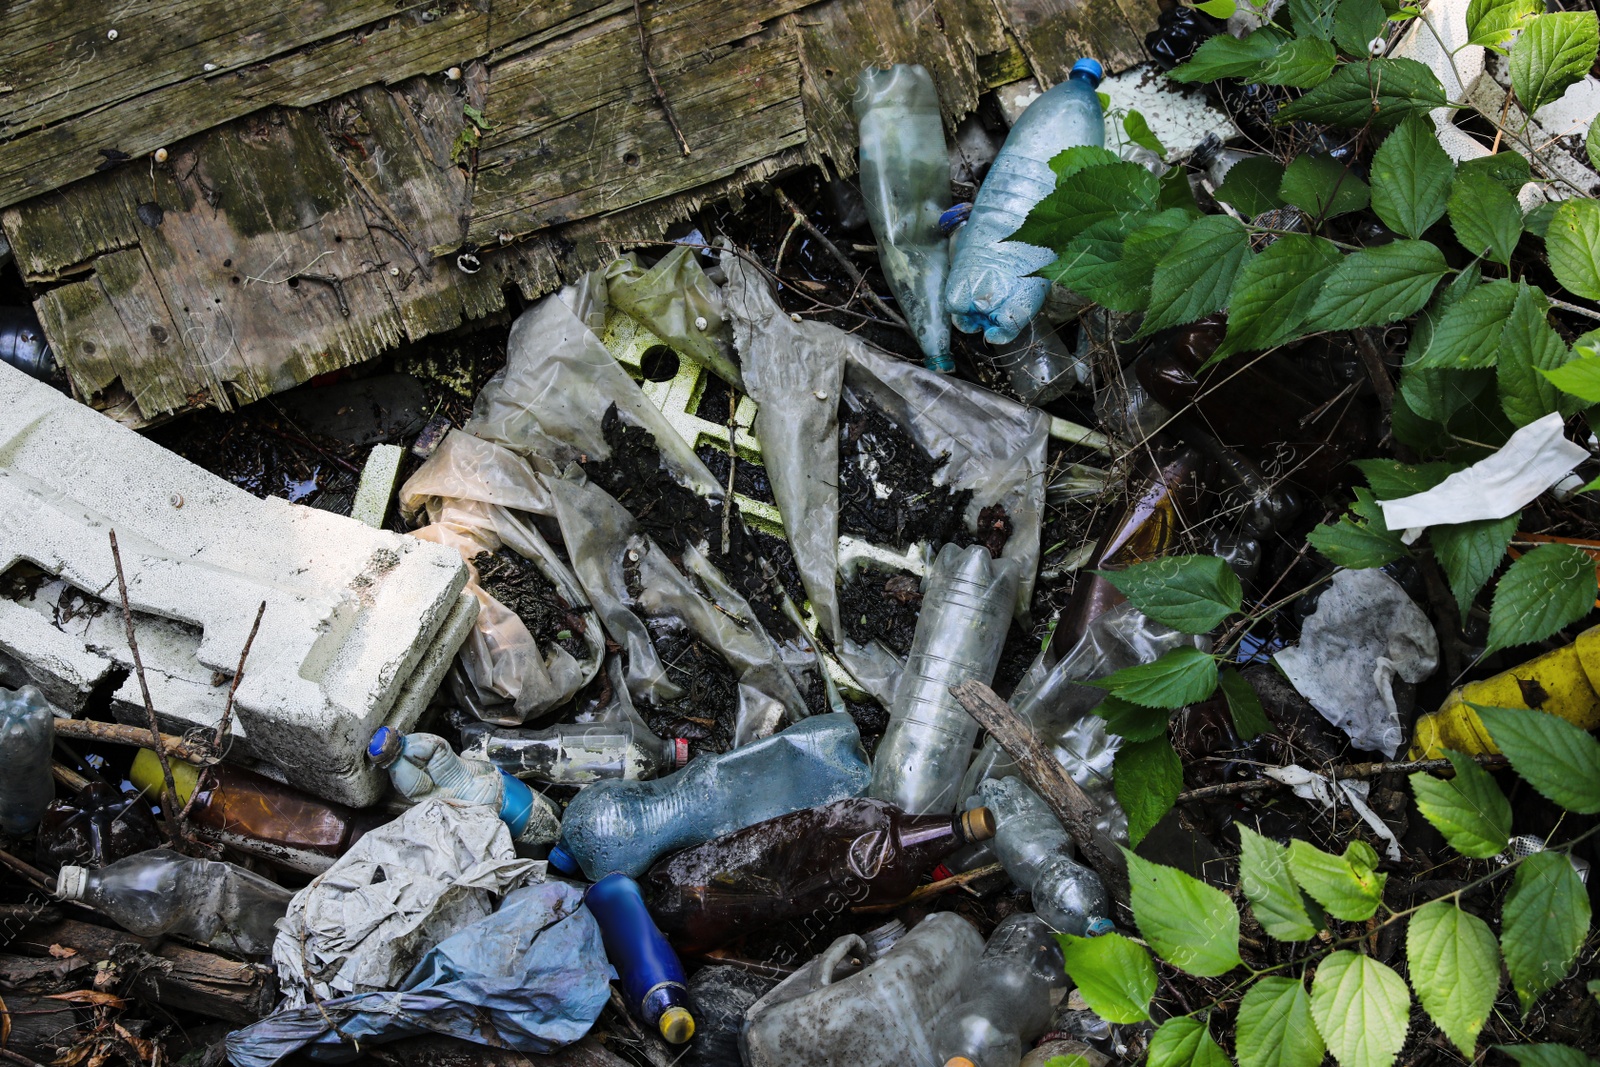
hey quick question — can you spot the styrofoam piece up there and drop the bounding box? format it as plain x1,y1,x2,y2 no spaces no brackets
0,360,473,806
995,79,1045,128
352,444,405,528
1099,63,1240,162
1533,76,1600,147
0,596,113,712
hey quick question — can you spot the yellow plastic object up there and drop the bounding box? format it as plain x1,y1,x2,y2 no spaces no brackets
658,1006,695,1044
130,748,200,804
1410,625,1600,758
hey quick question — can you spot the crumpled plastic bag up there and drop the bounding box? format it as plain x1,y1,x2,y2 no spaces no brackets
271,798,542,1007
226,879,612,1066
604,246,742,388
1276,568,1440,757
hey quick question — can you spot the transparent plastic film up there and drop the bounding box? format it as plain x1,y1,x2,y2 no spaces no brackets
603,246,742,389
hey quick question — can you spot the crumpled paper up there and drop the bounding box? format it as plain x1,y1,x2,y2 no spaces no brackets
1262,765,1402,861
271,798,542,1007
1275,568,1439,757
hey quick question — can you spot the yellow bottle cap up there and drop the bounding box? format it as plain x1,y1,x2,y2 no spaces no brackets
658,1006,695,1044
130,748,200,806
946,1058,978,1067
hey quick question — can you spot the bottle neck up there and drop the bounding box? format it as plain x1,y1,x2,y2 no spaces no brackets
898,815,962,853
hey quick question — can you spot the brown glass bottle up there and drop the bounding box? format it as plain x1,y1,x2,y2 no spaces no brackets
130,749,389,874
643,797,995,951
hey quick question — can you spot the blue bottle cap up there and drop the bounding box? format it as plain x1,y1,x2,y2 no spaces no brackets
1085,915,1116,936
547,844,582,877
367,726,402,767
938,201,972,235
1070,58,1104,87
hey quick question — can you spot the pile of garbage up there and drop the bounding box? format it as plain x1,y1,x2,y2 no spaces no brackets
2,11,1599,1067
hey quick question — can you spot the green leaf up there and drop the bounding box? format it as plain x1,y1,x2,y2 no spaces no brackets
1238,977,1325,1067
1149,1017,1233,1067
1093,694,1170,742
1408,749,1512,857
1449,172,1524,265
1056,932,1156,1022
1589,120,1600,172
1476,704,1600,813
1525,199,1561,239
1308,487,1408,569
1485,543,1599,655
1499,850,1593,1010
1139,215,1254,335
1335,0,1388,55
1219,668,1271,739
1369,116,1455,240
1125,850,1242,976
1431,513,1518,619
1279,154,1370,220
1305,240,1448,331
1407,898,1501,1056
1543,349,1600,404
1310,952,1412,1067
1215,156,1287,217
1237,824,1319,940
1497,283,1571,428
1289,0,1338,40
1251,37,1339,87
1413,279,1519,369
1096,555,1242,634
1288,839,1387,921
1115,734,1185,846
1510,12,1600,114
1466,0,1542,49
1172,28,1289,81
1090,646,1220,708
1277,58,1446,128
1216,234,1343,357
1045,1057,1092,1067
1546,198,1600,302
1457,151,1531,194
1502,1046,1600,1067
1051,145,1122,179
1124,110,1167,156
1353,458,1458,498
1046,210,1190,312
1195,0,1238,17
1015,162,1159,249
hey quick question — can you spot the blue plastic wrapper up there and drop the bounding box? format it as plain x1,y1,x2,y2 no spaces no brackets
225,880,613,1066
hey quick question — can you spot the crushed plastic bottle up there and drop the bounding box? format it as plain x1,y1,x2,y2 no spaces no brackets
0,684,55,836
853,64,955,372
684,966,779,1067
871,544,1021,815
0,307,54,380
548,713,871,880
585,872,696,1044
459,719,688,785
934,913,1069,1067
56,849,292,955
36,782,161,869
367,728,560,847
979,777,1109,935
990,315,1090,404
945,59,1104,345
645,797,996,950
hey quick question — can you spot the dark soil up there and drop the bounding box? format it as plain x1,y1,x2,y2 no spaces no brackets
643,627,742,756
472,548,592,662
837,394,973,548
991,619,1040,701
952,503,1014,559
840,567,923,656
696,443,777,506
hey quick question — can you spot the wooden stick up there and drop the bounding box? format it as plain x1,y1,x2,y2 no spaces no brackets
1175,753,1510,804
852,862,1007,913
182,600,266,823
771,186,910,333
631,0,690,156
49,762,88,794
107,531,182,843
950,680,1130,906
0,849,52,894
51,719,210,764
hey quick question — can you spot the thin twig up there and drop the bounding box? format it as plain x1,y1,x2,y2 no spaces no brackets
52,719,210,763
771,186,910,333
0,847,54,894
721,393,737,557
631,0,690,157
180,601,266,824
108,531,181,844
1175,753,1510,804
852,862,1006,913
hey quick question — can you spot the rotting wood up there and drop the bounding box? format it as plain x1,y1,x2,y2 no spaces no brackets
51,719,211,764
0,993,86,1064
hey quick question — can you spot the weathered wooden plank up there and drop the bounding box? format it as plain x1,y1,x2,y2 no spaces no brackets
1000,0,1159,81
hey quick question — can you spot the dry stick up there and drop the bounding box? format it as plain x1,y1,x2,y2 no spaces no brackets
107,530,182,844
950,680,1131,907
771,186,911,333
50,763,89,794
852,862,1006,914
721,394,737,557
180,601,267,824
631,0,690,157
52,720,210,764
0,849,53,894
606,986,672,1067
1175,753,1511,804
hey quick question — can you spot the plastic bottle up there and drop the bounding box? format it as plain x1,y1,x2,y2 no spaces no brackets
367,729,560,848
980,777,1109,935
36,783,161,869
683,966,780,1067
645,798,997,950
459,720,688,785
853,64,955,372
870,544,1021,815
0,684,55,835
944,59,1105,345
55,849,292,955
548,713,872,880
0,307,54,380
129,749,388,874
585,872,695,1044
741,912,984,1067
935,913,1069,1067
990,315,1090,404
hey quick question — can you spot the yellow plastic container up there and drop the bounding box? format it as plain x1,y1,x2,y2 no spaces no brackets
1410,625,1600,758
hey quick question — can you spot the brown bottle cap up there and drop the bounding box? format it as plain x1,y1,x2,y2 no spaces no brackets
961,806,996,843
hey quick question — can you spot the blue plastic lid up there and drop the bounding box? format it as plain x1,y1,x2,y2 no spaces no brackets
1085,915,1116,936
547,844,582,877
1070,58,1104,87
367,726,395,761
938,202,972,235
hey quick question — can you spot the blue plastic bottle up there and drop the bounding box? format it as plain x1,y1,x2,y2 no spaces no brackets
0,685,55,835
367,727,561,846
585,872,695,1043
944,59,1105,345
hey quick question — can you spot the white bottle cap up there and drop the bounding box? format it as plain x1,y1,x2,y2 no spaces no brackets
56,865,88,901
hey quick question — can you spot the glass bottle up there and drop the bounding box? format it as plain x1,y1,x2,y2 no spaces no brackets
585,872,695,1044
0,684,54,835
368,728,561,848
934,913,1069,1067
980,776,1110,935
458,720,687,785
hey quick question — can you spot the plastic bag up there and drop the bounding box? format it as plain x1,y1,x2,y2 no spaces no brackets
604,247,742,388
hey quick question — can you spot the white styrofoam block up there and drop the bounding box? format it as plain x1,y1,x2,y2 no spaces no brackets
1099,63,1241,162
0,360,472,805
352,444,405,528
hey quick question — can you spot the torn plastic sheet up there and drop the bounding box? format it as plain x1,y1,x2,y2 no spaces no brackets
1262,765,1402,862
604,247,742,389
1378,412,1589,539
720,252,1050,644
226,879,612,1067
271,798,542,1008
1275,568,1439,757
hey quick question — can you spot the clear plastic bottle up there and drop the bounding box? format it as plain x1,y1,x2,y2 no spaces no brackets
458,720,688,785
934,913,1068,1067
585,872,696,1044
0,684,55,835
0,307,55,380
945,59,1105,345
367,728,560,847
870,544,1020,815
990,315,1089,404
980,777,1109,935
548,713,872,880
55,849,292,955
853,64,955,372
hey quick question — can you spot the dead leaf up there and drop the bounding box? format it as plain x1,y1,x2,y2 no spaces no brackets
48,944,78,959
46,990,127,1008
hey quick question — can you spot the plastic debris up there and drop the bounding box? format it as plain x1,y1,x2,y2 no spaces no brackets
369,727,562,847
586,871,696,1043
0,684,54,835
